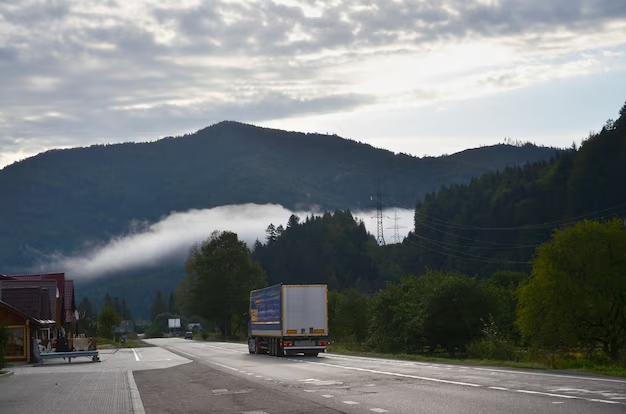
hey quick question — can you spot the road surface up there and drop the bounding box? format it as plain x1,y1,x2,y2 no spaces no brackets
140,339,626,414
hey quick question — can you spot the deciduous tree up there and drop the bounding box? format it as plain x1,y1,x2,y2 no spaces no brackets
517,219,626,360
178,231,266,338
98,305,122,339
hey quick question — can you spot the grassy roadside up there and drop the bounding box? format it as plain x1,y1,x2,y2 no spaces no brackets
327,345,626,378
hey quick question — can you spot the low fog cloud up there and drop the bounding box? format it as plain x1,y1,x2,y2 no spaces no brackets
42,204,413,280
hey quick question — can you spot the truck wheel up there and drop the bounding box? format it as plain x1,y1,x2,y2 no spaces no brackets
277,341,283,358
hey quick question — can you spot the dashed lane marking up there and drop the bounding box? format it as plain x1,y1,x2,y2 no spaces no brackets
370,409,389,413
343,401,359,405
515,390,577,399
297,357,626,406
132,348,141,362
321,395,333,398
489,387,509,391
167,346,625,407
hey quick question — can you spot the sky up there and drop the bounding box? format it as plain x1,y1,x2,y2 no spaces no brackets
38,204,414,280
2,0,626,169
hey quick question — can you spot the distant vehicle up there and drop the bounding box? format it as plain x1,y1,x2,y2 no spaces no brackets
184,331,193,340
248,284,329,357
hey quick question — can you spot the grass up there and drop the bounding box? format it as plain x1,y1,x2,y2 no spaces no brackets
327,344,626,378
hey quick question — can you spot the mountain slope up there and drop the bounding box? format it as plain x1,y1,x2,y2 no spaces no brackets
0,121,559,270
405,102,626,277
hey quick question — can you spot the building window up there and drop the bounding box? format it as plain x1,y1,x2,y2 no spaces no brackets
6,326,26,358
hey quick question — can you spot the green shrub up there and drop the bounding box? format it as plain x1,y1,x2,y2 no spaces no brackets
466,317,520,361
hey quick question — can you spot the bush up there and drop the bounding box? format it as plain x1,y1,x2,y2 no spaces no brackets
466,318,520,361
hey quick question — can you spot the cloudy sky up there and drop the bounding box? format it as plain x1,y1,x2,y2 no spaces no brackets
2,0,626,169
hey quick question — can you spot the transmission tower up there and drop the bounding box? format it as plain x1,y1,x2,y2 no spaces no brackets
387,210,408,244
373,189,386,246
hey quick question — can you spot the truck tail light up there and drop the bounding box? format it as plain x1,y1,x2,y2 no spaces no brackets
318,341,328,346
283,341,293,347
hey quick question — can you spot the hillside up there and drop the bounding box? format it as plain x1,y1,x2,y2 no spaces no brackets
0,122,559,271
404,102,626,277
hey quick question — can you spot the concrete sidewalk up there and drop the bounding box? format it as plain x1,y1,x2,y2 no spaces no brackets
0,369,137,414
0,346,188,413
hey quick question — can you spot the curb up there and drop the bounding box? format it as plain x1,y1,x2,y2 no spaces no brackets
127,370,146,414
0,370,14,378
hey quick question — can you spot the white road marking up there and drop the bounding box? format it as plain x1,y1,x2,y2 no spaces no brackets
489,387,509,391
552,402,564,404
298,378,343,386
247,373,254,376
370,409,389,413
299,356,626,407
168,345,626,407
343,401,359,405
589,399,621,404
255,375,263,378
305,360,481,387
472,367,626,384
321,395,334,398
265,378,272,381
132,348,140,362
322,352,626,384
515,390,577,399
303,390,316,393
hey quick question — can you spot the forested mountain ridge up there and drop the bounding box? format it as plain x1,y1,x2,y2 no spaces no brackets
0,121,559,270
405,103,626,277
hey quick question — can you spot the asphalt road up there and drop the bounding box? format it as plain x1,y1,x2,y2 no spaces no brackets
142,338,626,414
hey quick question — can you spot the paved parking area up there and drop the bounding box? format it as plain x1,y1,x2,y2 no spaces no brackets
0,347,191,414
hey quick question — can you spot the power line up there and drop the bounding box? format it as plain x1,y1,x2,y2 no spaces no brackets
388,195,626,233
405,237,532,266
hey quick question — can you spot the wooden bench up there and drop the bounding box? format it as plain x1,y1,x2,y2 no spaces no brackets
39,350,100,365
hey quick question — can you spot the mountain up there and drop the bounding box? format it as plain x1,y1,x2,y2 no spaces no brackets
0,121,560,272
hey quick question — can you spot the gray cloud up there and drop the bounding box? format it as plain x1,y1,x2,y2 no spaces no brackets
0,0,625,167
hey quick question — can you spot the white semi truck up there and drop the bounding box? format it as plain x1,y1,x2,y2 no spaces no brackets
247,284,329,357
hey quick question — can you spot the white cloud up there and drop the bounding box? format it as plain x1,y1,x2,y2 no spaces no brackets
39,204,413,280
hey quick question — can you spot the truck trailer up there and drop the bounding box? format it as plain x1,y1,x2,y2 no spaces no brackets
248,284,329,357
